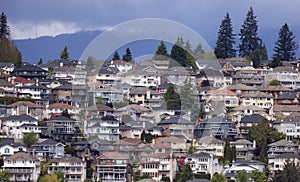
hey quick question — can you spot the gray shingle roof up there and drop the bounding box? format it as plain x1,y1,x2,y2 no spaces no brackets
158,116,193,125
240,114,266,123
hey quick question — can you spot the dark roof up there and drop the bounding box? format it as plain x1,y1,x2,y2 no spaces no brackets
0,62,14,67
0,141,22,148
147,126,164,132
74,140,90,145
158,116,193,125
277,92,297,100
274,153,300,159
241,114,266,123
21,84,48,90
0,114,38,122
98,67,119,74
119,125,132,131
188,152,211,158
37,139,61,146
0,79,13,87
15,64,45,72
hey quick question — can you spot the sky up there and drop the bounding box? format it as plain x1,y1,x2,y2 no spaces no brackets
2,0,300,56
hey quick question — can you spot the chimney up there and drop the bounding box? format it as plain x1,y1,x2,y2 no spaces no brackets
253,140,256,148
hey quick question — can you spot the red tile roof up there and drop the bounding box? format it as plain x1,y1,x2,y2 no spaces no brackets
48,103,73,109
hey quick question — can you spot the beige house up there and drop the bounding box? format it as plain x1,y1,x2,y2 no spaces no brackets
205,88,239,107
7,101,44,121
139,152,177,181
194,136,225,157
240,91,274,110
48,156,86,182
129,87,161,108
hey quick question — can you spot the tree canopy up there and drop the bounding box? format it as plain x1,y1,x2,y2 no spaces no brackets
272,23,298,66
112,51,120,61
164,84,181,110
122,48,133,62
215,13,236,59
272,160,300,182
23,131,38,147
60,46,70,60
153,40,169,60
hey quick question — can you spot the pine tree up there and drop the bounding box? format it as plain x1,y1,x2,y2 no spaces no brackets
249,40,268,68
184,40,197,70
112,51,120,60
122,48,133,62
170,37,186,67
239,7,261,57
180,77,194,111
215,13,236,59
164,84,181,110
194,44,205,57
60,46,70,60
153,40,169,60
272,160,300,182
272,23,298,63
224,136,232,163
0,12,10,39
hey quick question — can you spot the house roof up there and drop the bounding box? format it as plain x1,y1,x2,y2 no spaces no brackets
195,136,224,144
12,77,35,84
231,105,265,112
51,156,83,163
99,151,129,160
98,67,120,74
129,87,157,95
227,84,257,91
37,139,62,146
8,101,43,108
274,153,300,159
48,115,75,121
158,116,193,125
188,152,211,158
240,114,266,123
0,114,38,122
268,139,297,147
6,152,38,161
261,85,293,92
240,91,273,98
0,62,14,67
208,88,237,96
116,104,151,112
0,141,23,148
48,103,73,109
277,92,297,100
87,104,113,111
52,84,72,90
14,64,45,72
273,105,300,112
231,139,253,145
0,79,13,87
272,66,298,73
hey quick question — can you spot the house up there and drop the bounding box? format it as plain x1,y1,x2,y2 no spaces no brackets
273,105,300,117
0,141,26,156
239,91,274,110
48,66,87,85
129,87,161,108
115,104,152,122
0,114,40,139
267,139,298,158
268,153,300,174
96,66,121,85
17,84,51,105
227,84,257,96
185,152,222,175
205,88,239,108
73,140,98,159
85,116,120,142
229,105,270,123
194,117,237,140
12,64,47,80
162,67,196,87
153,136,189,158
85,104,114,119
7,101,44,121
3,152,40,182
48,156,86,182
29,139,65,160
119,120,155,139
0,79,14,96
51,84,72,105
9,77,35,87
139,152,177,181
232,67,265,87
0,62,15,74
261,85,293,99
203,101,227,119
193,136,225,157
230,139,255,160
109,60,133,73
157,116,194,139
46,103,80,120
196,69,226,88
88,85,123,104
273,116,300,140
264,66,300,89
275,91,299,105
46,116,82,142
121,66,161,87
237,114,266,138
95,151,132,182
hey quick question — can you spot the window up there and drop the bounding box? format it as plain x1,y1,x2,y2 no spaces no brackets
4,148,9,153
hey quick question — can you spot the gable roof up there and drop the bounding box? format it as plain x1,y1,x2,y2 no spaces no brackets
6,152,38,161
0,114,38,122
240,91,273,98
14,64,45,72
277,92,297,100
240,114,266,123
158,116,193,125
268,139,297,147
99,151,129,160
48,103,73,109
37,139,62,146
8,101,43,108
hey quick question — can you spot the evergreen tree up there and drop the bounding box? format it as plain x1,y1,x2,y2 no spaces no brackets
235,170,249,182
122,48,133,62
0,12,10,39
239,7,261,57
193,44,205,58
60,46,70,60
272,23,298,64
224,136,232,163
180,77,194,112
249,40,268,68
170,37,186,67
250,170,267,182
23,131,38,147
38,58,43,65
215,13,236,59
177,164,194,182
153,40,169,60
112,51,120,60
184,40,197,70
272,160,300,182
164,84,181,110
211,174,226,182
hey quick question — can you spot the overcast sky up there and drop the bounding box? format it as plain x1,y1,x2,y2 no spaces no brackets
1,0,299,39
